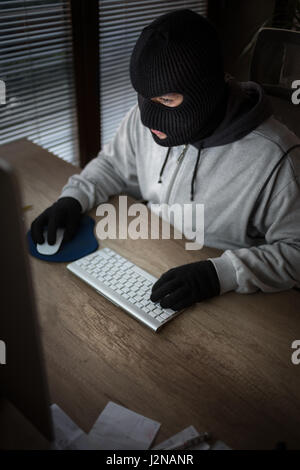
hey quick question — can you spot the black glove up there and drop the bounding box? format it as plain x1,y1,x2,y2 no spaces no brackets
31,197,82,245
150,260,220,310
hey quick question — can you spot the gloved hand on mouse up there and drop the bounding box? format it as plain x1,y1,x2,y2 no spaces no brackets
150,260,220,310
31,197,82,245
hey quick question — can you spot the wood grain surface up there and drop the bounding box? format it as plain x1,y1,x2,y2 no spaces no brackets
1,138,300,450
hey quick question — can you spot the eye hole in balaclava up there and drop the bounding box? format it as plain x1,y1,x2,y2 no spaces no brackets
151,93,184,108
130,9,228,147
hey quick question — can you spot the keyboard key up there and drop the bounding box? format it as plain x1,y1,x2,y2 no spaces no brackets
163,311,174,318
160,313,169,319
156,316,165,322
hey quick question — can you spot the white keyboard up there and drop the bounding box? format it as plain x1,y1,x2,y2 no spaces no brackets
67,247,180,332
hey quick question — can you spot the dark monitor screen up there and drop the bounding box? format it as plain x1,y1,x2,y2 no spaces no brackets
0,158,53,442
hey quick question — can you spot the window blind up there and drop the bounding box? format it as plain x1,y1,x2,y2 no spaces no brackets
99,0,208,145
0,0,79,165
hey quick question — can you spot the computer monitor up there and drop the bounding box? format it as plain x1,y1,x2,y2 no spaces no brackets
0,158,54,443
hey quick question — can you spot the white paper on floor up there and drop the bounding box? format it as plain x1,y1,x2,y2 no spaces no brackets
88,401,161,450
50,403,85,450
153,425,210,450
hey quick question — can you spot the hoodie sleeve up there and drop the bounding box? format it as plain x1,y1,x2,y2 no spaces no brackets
59,104,141,212
211,150,300,294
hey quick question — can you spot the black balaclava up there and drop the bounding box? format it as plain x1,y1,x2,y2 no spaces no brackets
130,9,228,147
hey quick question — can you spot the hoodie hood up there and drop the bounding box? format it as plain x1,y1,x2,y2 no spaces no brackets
157,76,273,200
191,77,273,150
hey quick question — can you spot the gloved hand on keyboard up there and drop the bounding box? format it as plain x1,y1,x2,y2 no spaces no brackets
31,197,82,245
150,260,220,310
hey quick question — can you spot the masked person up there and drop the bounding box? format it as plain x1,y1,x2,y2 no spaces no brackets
31,9,300,311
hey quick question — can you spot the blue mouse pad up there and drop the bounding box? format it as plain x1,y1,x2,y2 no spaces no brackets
27,215,99,263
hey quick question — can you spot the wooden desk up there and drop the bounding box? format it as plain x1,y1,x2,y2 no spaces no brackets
1,138,300,450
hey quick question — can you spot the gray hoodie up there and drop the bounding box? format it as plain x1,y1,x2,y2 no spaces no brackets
60,79,300,295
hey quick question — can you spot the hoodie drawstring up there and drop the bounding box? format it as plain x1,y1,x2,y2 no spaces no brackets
190,144,202,201
157,145,203,201
157,147,172,183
